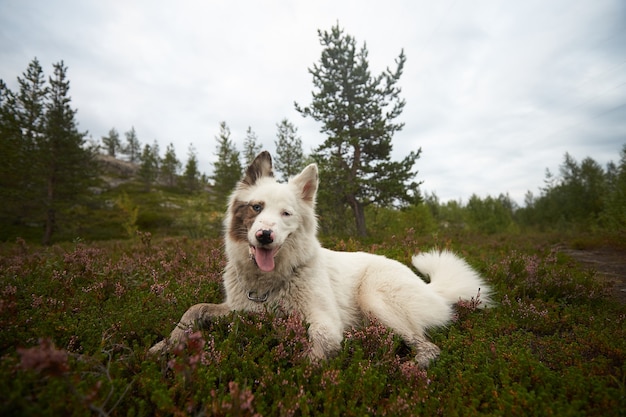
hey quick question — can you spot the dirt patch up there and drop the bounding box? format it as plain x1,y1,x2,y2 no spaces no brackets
558,246,626,303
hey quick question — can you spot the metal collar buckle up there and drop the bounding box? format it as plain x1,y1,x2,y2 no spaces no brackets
247,291,269,303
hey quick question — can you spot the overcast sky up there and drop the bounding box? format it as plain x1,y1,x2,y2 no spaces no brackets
1,0,625,205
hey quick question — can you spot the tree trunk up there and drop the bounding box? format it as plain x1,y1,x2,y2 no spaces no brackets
42,174,56,245
43,208,55,245
347,195,367,236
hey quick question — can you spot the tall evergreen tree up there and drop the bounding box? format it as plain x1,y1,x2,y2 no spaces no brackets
40,61,95,244
101,127,121,157
0,80,25,221
274,118,304,181
161,142,181,187
243,126,262,166
211,121,242,207
17,58,47,147
601,144,626,231
296,24,421,236
123,126,141,163
0,59,48,222
1,59,98,242
183,143,201,192
138,143,159,192
151,140,161,167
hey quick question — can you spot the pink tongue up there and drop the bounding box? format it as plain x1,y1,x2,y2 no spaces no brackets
255,247,276,272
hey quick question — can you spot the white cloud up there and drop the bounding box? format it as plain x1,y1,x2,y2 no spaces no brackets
1,0,624,205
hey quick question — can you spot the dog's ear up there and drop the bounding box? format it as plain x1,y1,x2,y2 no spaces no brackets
290,163,318,203
242,151,273,186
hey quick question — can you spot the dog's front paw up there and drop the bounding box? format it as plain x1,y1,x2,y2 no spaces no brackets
414,341,441,368
148,325,189,356
307,346,328,363
148,339,168,356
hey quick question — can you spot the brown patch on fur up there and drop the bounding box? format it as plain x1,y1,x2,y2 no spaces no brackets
242,151,273,186
229,200,264,242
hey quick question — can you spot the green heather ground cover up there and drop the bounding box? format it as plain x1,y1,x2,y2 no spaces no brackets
0,231,624,416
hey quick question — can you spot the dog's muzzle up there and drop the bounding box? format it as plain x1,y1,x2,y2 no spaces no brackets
256,229,274,245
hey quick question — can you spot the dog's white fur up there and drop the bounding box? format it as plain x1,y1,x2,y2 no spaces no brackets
149,151,490,367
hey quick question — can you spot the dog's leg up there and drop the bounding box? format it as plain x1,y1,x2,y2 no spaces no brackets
358,294,446,368
411,337,442,368
148,302,231,355
307,324,343,361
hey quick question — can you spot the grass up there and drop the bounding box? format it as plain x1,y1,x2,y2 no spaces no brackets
0,231,624,416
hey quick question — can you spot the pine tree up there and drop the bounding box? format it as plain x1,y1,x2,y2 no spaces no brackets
17,58,47,146
601,144,626,231
151,140,161,168
0,59,48,223
138,143,159,191
183,143,201,192
274,118,304,181
0,80,26,221
0,80,23,219
123,126,141,163
101,127,121,157
1,59,98,242
243,126,262,166
211,121,242,207
41,61,95,244
296,24,421,236
161,142,181,187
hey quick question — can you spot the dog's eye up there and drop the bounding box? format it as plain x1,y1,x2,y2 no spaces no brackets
282,210,292,217
251,204,262,213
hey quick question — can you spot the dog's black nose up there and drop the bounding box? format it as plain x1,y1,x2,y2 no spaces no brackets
256,229,274,245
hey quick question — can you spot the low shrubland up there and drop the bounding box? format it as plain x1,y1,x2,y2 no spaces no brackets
0,231,624,416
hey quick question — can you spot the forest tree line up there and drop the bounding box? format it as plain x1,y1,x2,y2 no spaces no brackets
1,24,421,243
2,24,625,243
0,59,96,245
97,118,306,196
420,147,626,236
93,116,626,237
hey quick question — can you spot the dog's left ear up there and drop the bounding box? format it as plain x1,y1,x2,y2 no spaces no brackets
242,151,273,186
290,163,318,203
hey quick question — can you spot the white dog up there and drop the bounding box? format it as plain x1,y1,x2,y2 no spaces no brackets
149,151,490,367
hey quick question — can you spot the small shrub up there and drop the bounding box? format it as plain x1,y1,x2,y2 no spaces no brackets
115,192,139,238
489,249,610,302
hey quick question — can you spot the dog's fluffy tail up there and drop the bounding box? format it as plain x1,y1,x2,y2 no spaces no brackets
412,249,491,307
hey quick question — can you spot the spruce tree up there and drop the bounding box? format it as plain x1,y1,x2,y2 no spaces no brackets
41,61,95,244
0,59,48,223
0,80,25,221
183,143,201,192
296,24,421,236
17,58,47,146
601,144,626,231
243,126,262,166
101,127,121,157
123,126,141,163
161,142,181,187
274,118,304,181
211,121,242,207
1,59,97,242
138,143,159,191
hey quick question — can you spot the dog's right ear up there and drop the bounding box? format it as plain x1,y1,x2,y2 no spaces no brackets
242,151,273,186
290,163,318,203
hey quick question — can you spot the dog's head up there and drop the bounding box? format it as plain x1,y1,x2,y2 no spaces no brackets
226,151,318,272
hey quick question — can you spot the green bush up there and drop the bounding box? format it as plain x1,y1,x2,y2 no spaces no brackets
136,209,175,231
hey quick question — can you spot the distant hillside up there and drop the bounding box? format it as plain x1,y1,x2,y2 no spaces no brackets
96,154,140,188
